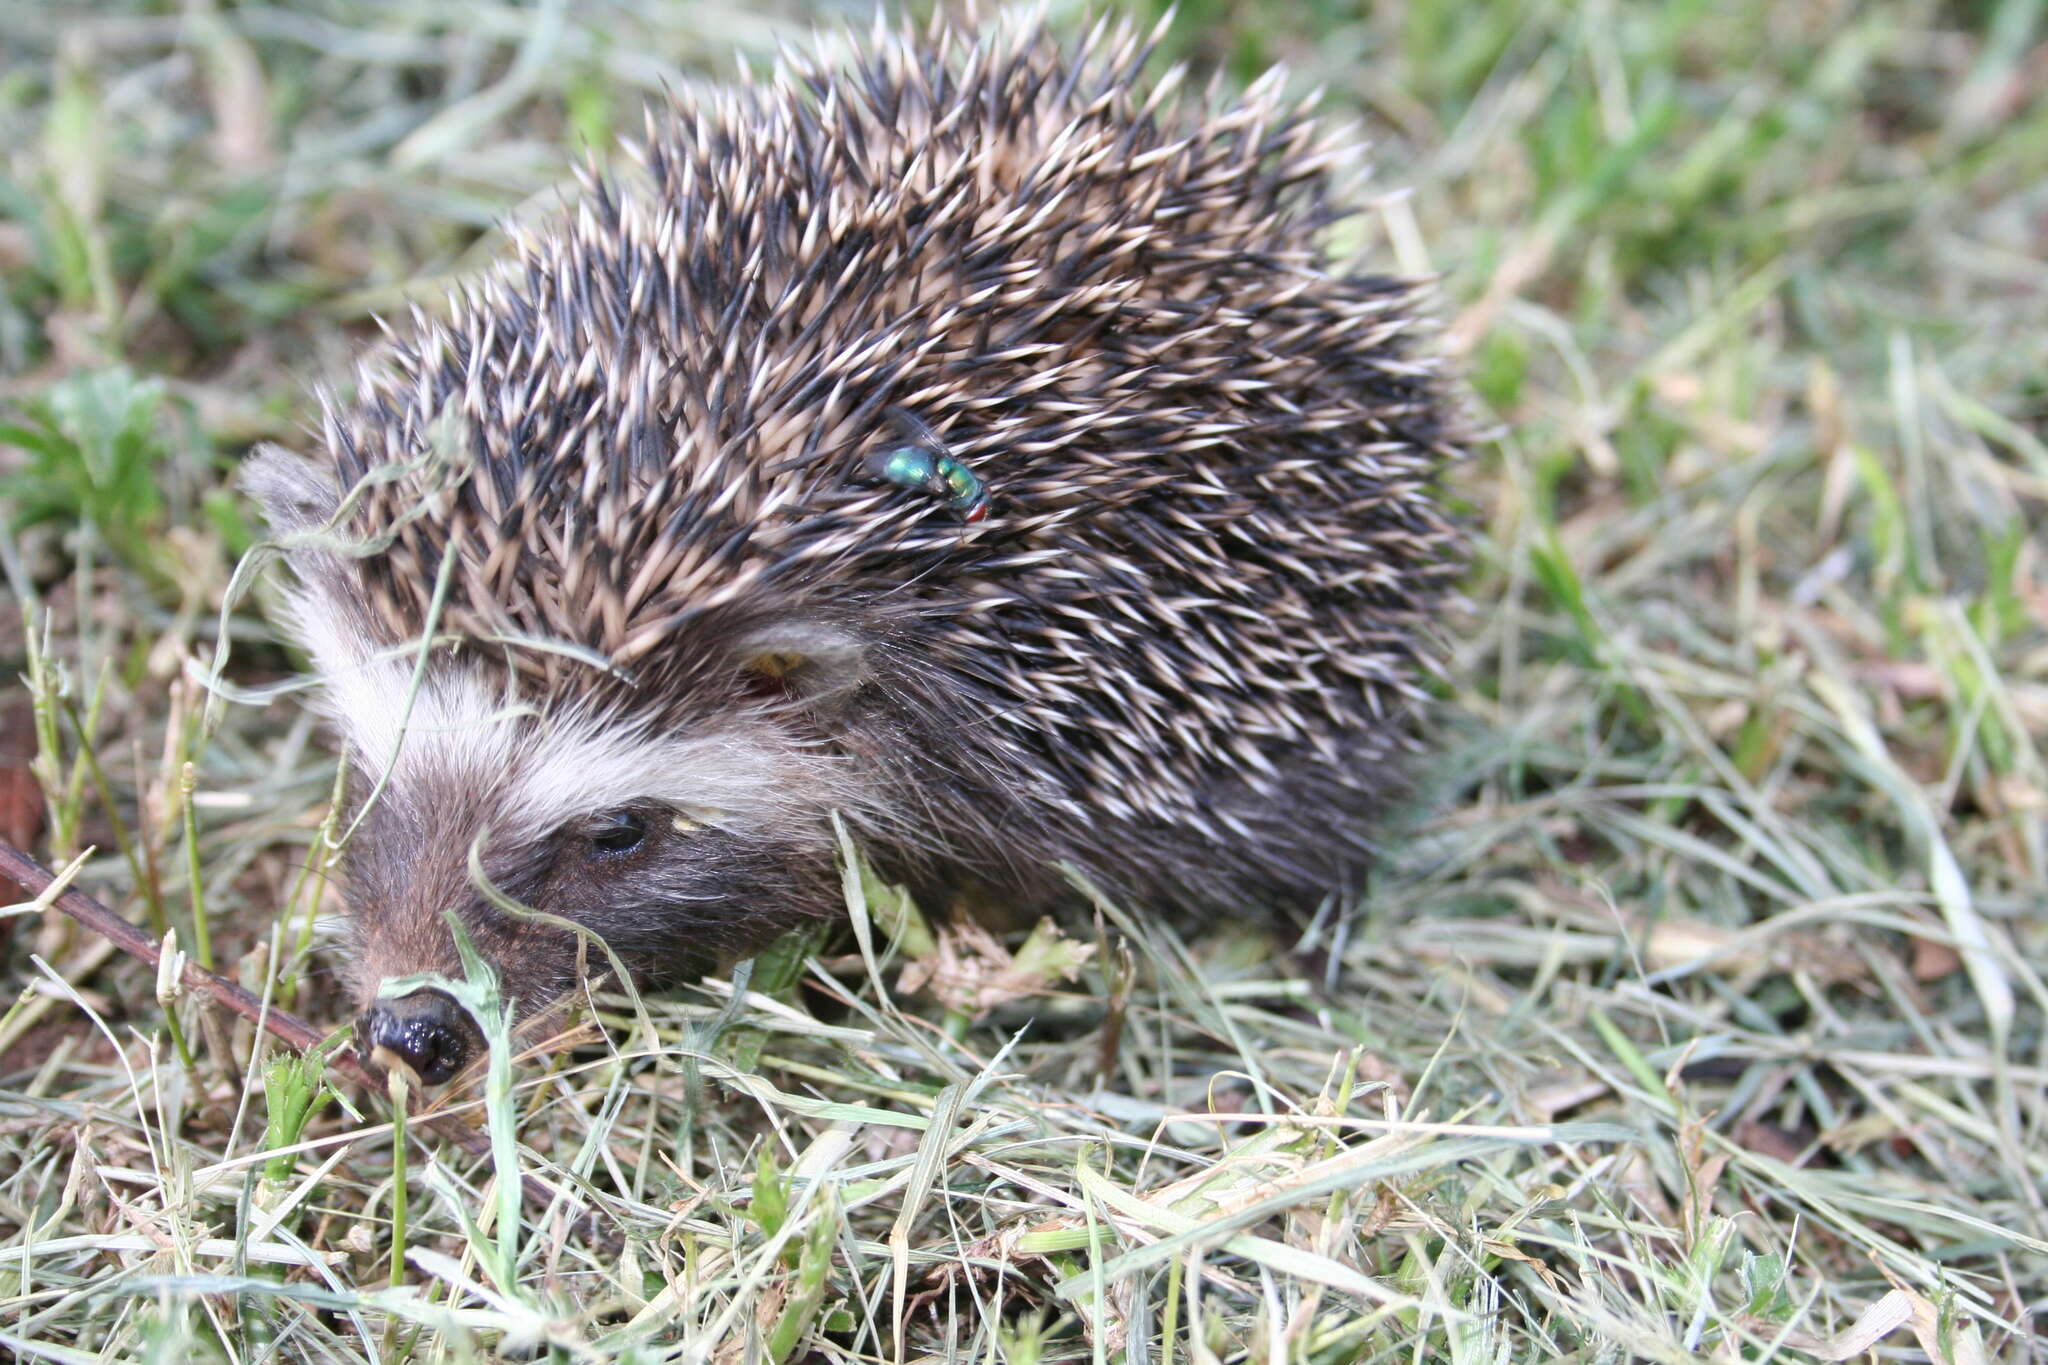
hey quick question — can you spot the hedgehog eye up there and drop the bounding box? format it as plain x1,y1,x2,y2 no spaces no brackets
587,810,647,855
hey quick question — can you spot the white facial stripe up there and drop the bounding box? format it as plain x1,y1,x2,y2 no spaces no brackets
289,586,852,839
495,715,808,842
286,588,523,784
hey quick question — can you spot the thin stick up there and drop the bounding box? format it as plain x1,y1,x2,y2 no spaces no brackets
0,835,596,1232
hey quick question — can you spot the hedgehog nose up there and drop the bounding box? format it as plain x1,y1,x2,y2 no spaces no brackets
357,989,474,1087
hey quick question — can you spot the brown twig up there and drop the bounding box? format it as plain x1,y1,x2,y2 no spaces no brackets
0,835,600,1234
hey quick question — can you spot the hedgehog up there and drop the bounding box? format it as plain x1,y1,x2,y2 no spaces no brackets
245,12,1466,1085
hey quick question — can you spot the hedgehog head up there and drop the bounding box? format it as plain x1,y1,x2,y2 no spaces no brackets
247,445,887,1081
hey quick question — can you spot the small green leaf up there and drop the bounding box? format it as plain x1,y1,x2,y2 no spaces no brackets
751,1144,789,1239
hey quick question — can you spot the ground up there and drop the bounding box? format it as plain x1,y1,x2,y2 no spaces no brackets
1,0,2045,1361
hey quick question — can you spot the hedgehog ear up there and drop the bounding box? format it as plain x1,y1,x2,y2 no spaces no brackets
242,443,341,540
734,618,870,718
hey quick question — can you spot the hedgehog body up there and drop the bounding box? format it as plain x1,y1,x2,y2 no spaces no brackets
248,14,1465,1077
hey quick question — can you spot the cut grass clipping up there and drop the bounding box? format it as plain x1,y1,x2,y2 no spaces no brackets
3,0,2046,1361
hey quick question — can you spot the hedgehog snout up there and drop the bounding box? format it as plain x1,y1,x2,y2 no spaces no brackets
357,988,479,1087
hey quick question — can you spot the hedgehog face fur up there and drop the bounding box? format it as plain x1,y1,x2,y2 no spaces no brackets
247,13,1466,1082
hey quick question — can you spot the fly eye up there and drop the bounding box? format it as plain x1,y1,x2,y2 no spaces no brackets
587,810,647,855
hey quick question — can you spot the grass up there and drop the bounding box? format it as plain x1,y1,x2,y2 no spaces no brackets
2,0,2045,1359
